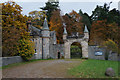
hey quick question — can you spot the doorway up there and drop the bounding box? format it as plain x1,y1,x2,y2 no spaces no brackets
58,52,61,59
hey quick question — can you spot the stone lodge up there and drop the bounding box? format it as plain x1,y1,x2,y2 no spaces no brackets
28,18,89,59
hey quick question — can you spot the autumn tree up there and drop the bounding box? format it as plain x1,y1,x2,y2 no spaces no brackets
89,20,119,47
63,10,83,36
28,10,46,29
89,2,120,47
62,14,73,36
2,1,34,60
106,22,118,42
118,26,120,44
69,10,83,33
101,39,119,60
2,1,26,56
103,39,118,53
89,20,107,45
49,10,63,44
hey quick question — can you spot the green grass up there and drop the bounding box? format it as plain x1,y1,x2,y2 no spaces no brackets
1,59,53,69
68,59,119,78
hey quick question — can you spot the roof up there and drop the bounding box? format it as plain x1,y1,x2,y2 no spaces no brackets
43,17,49,30
84,25,89,33
29,25,42,36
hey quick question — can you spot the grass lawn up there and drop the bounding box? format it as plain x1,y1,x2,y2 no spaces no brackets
68,59,119,78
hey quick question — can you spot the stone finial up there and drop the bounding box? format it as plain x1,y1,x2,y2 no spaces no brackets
43,17,49,30
84,25,88,33
64,27,67,34
63,23,67,34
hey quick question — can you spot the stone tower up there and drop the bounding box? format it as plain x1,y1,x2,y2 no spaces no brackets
42,18,50,59
84,25,89,41
63,23,67,40
82,25,89,58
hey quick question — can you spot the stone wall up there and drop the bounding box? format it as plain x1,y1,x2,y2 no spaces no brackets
49,31,64,59
108,52,118,61
88,46,119,61
88,46,105,60
55,44,64,58
32,37,43,59
50,44,64,59
1,56,24,67
1,55,38,67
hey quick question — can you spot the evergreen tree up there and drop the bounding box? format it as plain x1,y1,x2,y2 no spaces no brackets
90,3,111,21
79,9,91,32
40,1,59,21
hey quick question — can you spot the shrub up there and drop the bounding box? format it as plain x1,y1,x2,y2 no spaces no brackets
103,39,118,53
101,39,119,60
17,39,35,61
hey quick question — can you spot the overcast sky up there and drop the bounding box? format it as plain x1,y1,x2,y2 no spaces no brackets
1,0,119,16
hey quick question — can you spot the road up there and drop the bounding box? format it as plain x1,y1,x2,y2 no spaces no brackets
2,59,84,78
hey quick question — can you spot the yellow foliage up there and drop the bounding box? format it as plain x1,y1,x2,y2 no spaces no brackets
18,39,35,61
102,39,118,53
2,1,35,59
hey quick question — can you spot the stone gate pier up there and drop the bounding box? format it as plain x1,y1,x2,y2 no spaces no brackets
63,24,89,59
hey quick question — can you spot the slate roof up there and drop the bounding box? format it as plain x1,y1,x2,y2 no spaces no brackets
43,17,49,30
29,25,42,36
84,25,89,33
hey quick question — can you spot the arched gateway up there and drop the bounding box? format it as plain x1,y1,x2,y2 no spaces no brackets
63,24,89,59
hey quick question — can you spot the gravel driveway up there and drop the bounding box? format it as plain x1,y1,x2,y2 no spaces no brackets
2,59,83,78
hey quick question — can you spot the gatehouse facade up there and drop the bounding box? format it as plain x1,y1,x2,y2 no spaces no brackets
28,18,89,59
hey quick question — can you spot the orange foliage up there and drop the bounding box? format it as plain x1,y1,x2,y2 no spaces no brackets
63,10,83,36
2,1,33,57
49,10,84,43
49,10,64,44
89,20,107,45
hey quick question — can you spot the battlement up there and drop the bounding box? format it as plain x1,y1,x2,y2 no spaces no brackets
67,34,84,39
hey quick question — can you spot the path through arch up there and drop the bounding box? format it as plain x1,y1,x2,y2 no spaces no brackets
70,42,82,59
64,38,88,59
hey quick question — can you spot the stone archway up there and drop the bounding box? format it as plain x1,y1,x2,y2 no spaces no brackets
63,25,89,59
64,38,88,59
70,42,82,59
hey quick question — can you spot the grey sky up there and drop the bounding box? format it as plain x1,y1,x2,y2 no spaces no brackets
118,1,120,11
1,0,119,16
